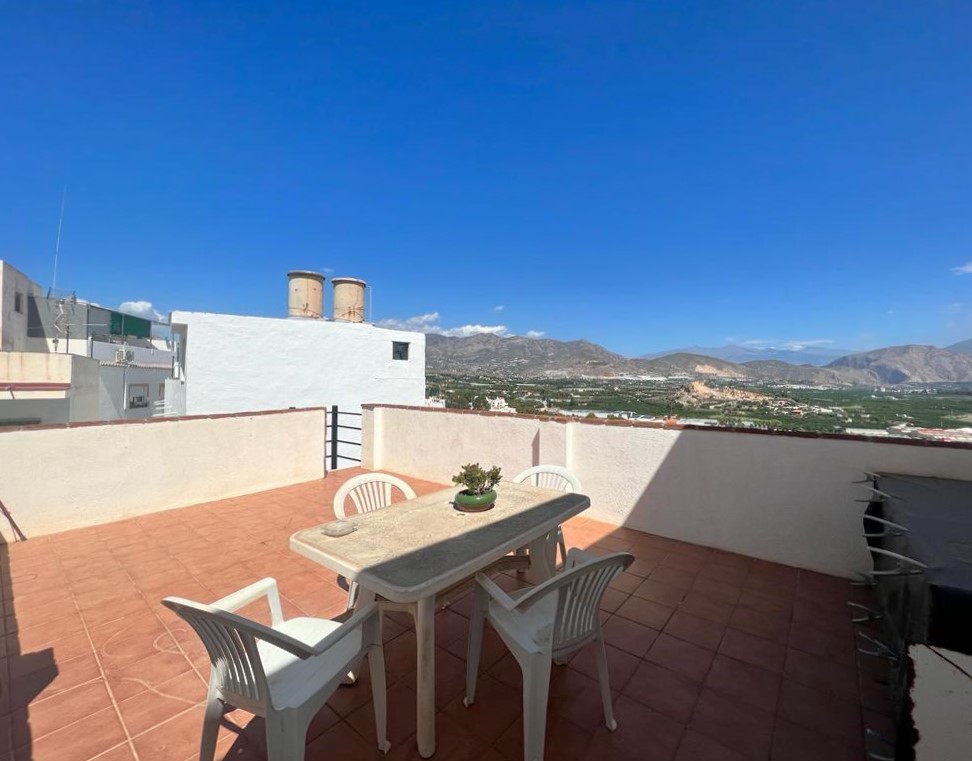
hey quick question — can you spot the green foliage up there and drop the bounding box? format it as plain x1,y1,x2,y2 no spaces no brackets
452,463,502,495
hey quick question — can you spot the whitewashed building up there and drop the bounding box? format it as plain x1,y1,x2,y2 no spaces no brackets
0,259,175,425
168,271,426,467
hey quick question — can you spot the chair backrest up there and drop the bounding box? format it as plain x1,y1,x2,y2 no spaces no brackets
518,552,632,653
512,465,581,494
161,597,313,713
333,473,417,519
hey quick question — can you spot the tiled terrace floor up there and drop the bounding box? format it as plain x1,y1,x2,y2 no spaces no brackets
0,468,890,761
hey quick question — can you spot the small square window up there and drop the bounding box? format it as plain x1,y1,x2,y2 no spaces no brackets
13,292,23,314
392,341,409,361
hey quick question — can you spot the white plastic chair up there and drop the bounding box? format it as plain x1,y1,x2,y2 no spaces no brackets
464,549,633,761
333,473,417,609
162,578,390,761
513,465,581,570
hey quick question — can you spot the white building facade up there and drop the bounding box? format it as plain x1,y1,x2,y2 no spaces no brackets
169,311,425,415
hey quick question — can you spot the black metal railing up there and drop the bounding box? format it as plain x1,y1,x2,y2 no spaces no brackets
327,405,362,470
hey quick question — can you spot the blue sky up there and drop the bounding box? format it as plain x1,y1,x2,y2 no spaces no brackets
2,2,971,356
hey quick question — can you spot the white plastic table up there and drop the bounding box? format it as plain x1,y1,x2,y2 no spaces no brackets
290,481,590,758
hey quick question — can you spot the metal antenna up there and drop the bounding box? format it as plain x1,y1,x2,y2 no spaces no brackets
52,185,67,292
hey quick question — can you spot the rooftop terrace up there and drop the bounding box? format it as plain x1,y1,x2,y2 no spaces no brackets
0,468,888,761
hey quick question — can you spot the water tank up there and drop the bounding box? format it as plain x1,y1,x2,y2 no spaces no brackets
287,270,325,318
332,277,367,322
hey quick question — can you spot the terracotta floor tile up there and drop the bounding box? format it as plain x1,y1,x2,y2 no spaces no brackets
728,605,790,646
608,572,644,594
20,706,128,761
776,679,863,746
18,679,113,746
622,660,702,723
442,674,521,744
675,729,748,761
567,642,639,693
676,592,734,625
736,588,793,617
346,681,417,747
131,704,206,761
9,652,102,710
647,633,715,683
787,621,856,668
771,716,862,761
689,576,742,606
783,647,859,703
601,615,659,657
599,588,628,613
632,579,688,607
493,713,593,761
663,611,726,651
116,669,207,738
615,596,675,630
304,720,386,761
718,627,786,674
103,647,196,702
583,695,683,761
689,687,774,760
703,653,781,713
402,646,468,710
649,566,697,590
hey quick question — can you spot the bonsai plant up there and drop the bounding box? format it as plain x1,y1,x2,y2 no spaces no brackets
452,463,502,512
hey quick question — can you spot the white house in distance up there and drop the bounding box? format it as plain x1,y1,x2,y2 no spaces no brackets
0,258,174,426
169,271,426,467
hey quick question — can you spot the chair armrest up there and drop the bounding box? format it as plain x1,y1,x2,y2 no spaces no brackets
212,577,284,625
474,573,519,611
308,602,381,656
564,547,595,570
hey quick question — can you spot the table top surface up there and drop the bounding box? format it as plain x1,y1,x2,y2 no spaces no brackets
289,481,590,602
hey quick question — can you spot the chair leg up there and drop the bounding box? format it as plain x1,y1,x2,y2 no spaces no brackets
265,712,306,761
522,654,553,761
593,634,618,731
463,585,488,707
368,645,392,753
556,527,567,571
199,689,222,761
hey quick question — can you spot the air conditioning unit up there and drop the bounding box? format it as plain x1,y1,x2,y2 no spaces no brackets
115,349,134,362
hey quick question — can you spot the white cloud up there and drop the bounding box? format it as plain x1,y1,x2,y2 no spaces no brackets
493,305,505,312
377,312,510,338
739,338,835,351
440,324,509,337
525,330,545,339
952,262,972,275
118,300,164,321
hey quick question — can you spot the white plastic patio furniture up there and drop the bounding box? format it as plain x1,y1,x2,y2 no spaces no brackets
512,465,581,569
464,549,633,761
333,472,417,609
162,577,390,761
291,481,590,758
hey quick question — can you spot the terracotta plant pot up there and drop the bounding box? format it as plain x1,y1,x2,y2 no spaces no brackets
454,489,497,512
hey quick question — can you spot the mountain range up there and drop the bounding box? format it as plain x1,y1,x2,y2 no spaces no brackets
426,333,972,385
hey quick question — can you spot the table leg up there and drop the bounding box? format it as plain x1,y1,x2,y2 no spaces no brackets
414,596,436,758
524,529,558,585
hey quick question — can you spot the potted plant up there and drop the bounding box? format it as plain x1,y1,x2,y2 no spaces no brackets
452,463,502,512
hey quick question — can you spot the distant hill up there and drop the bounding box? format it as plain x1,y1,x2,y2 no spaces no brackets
947,338,972,355
826,345,972,384
641,344,852,367
425,333,645,378
636,353,749,379
427,334,972,385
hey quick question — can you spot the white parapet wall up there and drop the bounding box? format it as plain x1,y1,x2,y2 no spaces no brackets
0,407,327,540
362,405,972,577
